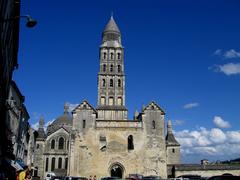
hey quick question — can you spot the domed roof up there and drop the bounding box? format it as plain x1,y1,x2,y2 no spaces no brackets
103,16,120,33
51,112,72,126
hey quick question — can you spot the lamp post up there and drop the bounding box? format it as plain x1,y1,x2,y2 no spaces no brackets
0,15,37,28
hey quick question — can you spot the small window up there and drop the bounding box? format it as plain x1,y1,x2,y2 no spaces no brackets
51,157,55,171
102,79,106,87
110,52,114,59
45,158,48,172
103,52,107,59
128,135,134,150
152,120,155,129
110,79,113,87
118,79,121,87
151,105,154,110
65,158,68,169
117,53,121,59
59,137,64,150
83,120,86,129
83,104,87,109
58,157,62,169
103,64,106,72
172,148,175,153
110,64,113,72
51,139,55,149
37,144,39,149
117,65,121,73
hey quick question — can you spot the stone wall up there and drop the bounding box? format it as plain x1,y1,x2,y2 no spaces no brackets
175,169,240,177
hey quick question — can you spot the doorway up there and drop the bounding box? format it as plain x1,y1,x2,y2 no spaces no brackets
110,163,124,178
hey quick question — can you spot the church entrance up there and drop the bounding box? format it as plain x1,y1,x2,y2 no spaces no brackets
110,163,124,178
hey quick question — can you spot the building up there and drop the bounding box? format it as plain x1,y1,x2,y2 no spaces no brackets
0,0,21,166
33,16,180,179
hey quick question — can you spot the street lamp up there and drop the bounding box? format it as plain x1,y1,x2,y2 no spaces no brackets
0,15,37,28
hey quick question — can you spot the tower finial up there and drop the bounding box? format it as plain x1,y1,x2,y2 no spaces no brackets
167,120,173,134
111,11,114,18
64,102,69,114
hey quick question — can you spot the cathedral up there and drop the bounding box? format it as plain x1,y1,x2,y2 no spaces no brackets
33,16,180,179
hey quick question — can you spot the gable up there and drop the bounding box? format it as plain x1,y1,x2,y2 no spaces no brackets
72,99,97,114
143,101,165,115
46,126,69,140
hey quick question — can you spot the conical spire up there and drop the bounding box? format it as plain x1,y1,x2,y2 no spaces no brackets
39,116,45,129
166,120,180,146
103,15,120,33
167,120,173,134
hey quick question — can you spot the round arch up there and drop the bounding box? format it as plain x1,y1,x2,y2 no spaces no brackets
109,162,125,178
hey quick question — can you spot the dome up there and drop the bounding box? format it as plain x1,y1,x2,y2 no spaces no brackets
46,104,72,135
51,113,72,126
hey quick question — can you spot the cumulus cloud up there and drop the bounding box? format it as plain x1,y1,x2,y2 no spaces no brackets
175,127,240,158
213,116,231,128
218,63,240,75
214,49,240,59
183,102,199,109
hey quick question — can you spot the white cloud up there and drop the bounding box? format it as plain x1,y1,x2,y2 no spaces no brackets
214,49,222,56
175,127,240,158
172,120,185,126
31,119,54,131
66,102,79,112
213,49,240,59
213,116,231,128
224,49,240,59
183,102,199,109
216,63,240,75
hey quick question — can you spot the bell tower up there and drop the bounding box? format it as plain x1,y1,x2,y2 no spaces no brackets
96,16,128,120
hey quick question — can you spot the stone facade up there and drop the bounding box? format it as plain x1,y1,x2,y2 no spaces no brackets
33,16,180,179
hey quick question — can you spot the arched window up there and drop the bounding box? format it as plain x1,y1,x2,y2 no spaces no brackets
152,120,155,129
103,52,107,59
103,64,106,72
51,157,55,171
110,79,113,87
110,52,114,59
83,120,86,129
45,158,48,172
117,97,122,105
128,135,134,150
101,97,106,105
59,137,64,150
109,97,114,106
117,53,121,59
117,65,121,73
172,148,175,153
110,64,113,72
58,157,62,169
51,139,55,149
65,158,68,169
118,79,121,87
102,79,106,87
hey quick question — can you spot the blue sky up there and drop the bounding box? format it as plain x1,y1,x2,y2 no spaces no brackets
15,0,240,163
